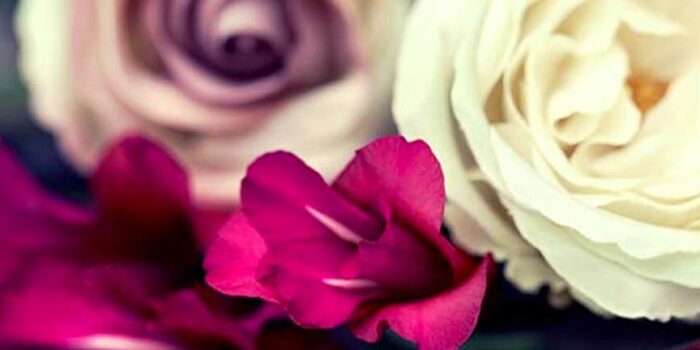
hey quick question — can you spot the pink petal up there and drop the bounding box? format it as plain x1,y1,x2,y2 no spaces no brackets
241,151,382,278
256,261,373,329
0,144,90,283
236,152,386,327
333,136,445,236
91,135,192,233
155,288,287,350
333,136,473,294
204,213,276,301
204,213,372,329
256,325,344,350
351,256,493,350
358,221,453,298
193,206,233,248
89,136,200,266
0,288,145,346
0,143,91,235
0,259,156,346
154,290,248,349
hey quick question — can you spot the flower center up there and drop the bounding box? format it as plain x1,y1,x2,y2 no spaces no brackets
220,34,285,81
627,74,669,114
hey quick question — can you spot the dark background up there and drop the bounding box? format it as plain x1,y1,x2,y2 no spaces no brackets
0,1,697,349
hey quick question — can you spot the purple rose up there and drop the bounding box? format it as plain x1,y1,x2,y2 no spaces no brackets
17,0,408,204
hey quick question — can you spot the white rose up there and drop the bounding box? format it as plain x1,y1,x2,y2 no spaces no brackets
15,0,408,205
395,0,700,320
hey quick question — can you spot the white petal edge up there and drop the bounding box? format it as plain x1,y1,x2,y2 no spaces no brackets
507,200,700,321
490,127,700,258
15,0,74,128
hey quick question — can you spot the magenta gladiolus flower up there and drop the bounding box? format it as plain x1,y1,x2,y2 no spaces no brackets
205,136,493,350
0,136,285,349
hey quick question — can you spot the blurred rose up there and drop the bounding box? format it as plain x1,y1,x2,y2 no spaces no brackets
395,0,700,320
16,0,408,204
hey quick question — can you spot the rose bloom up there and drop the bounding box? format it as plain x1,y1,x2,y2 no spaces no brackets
15,0,408,205
395,0,700,320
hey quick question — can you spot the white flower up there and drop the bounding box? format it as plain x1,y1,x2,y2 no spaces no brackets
15,0,408,205
395,0,700,320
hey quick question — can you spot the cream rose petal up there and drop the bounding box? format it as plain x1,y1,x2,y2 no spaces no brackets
507,202,700,321
15,0,73,124
570,233,700,289
447,202,567,294
449,0,507,192
491,129,700,258
15,0,91,165
620,0,700,79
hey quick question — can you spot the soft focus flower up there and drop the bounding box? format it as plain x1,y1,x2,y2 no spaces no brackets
205,136,492,350
394,0,700,320
0,136,286,349
16,0,409,205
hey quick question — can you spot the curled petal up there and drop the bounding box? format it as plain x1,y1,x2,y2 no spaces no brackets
333,136,445,235
205,214,373,329
90,136,200,267
241,151,381,277
204,213,274,301
0,259,163,347
358,221,453,298
257,261,373,329
153,289,285,350
351,256,492,350
92,135,191,230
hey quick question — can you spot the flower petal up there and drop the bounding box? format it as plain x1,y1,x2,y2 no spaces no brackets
204,213,275,301
508,201,700,321
0,286,145,347
0,142,91,230
241,151,381,277
90,135,200,267
490,129,700,258
255,324,344,350
0,143,90,282
333,136,445,235
350,256,492,350
153,289,284,350
0,259,160,347
256,261,373,329
193,207,234,248
92,135,192,230
358,221,453,297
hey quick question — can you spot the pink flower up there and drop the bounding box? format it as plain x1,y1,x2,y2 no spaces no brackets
0,136,284,349
205,136,493,350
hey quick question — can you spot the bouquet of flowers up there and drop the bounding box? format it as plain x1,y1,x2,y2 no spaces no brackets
2,0,700,349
